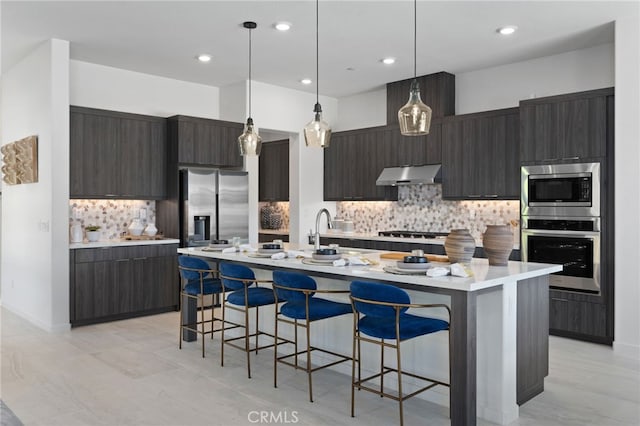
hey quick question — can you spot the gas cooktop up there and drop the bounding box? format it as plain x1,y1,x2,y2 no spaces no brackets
378,230,449,239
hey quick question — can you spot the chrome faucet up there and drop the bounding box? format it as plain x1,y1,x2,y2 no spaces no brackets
314,208,333,250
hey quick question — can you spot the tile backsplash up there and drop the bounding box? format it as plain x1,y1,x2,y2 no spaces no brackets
336,185,519,241
69,200,156,240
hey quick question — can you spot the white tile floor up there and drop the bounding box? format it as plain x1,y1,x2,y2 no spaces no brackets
1,308,639,426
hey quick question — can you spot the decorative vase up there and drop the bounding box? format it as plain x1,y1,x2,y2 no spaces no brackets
444,229,476,264
86,230,100,242
483,225,513,266
260,205,274,229
128,218,145,236
70,223,83,243
144,223,158,236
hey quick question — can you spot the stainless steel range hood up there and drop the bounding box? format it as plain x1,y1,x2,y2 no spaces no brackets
376,164,442,186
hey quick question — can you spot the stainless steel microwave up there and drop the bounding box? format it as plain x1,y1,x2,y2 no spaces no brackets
521,162,600,217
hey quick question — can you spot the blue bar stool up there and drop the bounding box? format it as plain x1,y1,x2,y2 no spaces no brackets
219,262,278,379
177,255,226,358
349,281,451,426
272,270,352,403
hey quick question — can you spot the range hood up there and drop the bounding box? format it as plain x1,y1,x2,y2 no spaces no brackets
376,164,442,186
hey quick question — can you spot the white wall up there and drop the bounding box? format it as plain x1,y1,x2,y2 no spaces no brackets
613,16,640,358
1,39,70,331
70,60,219,118
334,87,386,131
244,81,338,245
456,43,614,114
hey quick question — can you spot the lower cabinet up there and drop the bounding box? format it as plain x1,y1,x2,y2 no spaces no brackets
549,290,611,344
71,244,179,326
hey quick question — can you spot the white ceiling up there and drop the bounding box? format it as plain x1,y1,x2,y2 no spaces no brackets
1,1,633,98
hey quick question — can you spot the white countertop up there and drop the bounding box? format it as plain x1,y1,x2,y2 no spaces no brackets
177,243,559,293
70,238,180,249
320,231,520,250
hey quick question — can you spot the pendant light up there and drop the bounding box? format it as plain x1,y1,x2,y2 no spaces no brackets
303,0,331,148
238,21,262,156
397,0,432,136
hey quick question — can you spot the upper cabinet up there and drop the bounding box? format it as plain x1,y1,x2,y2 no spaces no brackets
259,139,289,201
323,123,441,201
167,115,244,168
70,106,167,199
441,108,520,200
386,72,455,125
520,88,613,164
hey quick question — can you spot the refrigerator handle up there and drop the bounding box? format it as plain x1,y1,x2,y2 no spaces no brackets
215,193,220,241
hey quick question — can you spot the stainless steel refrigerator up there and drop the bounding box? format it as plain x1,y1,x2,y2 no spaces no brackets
180,169,248,247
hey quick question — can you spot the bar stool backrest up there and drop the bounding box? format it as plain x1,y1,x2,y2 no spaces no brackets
273,270,317,301
178,256,212,281
219,262,256,291
350,281,411,317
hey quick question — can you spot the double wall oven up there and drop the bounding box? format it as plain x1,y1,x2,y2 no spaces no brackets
521,162,601,294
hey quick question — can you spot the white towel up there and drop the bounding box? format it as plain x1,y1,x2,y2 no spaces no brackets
332,259,347,267
271,252,287,260
427,267,449,277
347,256,370,266
239,244,257,253
450,263,473,277
222,247,237,253
287,250,312,259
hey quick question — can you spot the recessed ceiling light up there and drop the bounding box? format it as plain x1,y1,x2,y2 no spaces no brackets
197,54,212,63
497,26,518,35
301,78,312,85
275,22,291,31
381,57,396,65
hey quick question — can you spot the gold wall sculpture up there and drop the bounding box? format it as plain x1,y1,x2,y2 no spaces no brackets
1,135,38,185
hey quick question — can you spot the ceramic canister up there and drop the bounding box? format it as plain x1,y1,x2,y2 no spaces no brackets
482,224,513,266
444,229,476,264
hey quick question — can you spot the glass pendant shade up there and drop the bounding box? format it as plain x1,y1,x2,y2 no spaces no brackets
398,79,432,136
238,117,262,156
304,103,331,147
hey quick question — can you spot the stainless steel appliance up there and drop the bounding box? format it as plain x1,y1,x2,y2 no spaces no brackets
181,169,248,247
521,162,602,294
521,217,600,293
521,162,600,217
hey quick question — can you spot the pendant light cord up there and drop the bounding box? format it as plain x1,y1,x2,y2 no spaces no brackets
315,0,319,105
413,0,417,78
248,26,252,118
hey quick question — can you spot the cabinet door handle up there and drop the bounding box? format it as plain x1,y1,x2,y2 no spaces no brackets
562,156,580,161
115,258,130,262
467,194,481,198
541,158,560,162
551,298,568,302
133,257,147,260
100,247,111,250
485,194,499,198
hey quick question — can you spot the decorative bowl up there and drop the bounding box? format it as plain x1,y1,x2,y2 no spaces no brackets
312,253,342,261
403,255,427,263
262,243,282,250
396,260,431,270
316,248,337,255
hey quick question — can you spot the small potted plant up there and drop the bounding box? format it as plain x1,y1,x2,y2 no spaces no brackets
85,225,101,242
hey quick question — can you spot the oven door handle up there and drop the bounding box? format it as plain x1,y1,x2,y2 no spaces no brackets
522,229,600,238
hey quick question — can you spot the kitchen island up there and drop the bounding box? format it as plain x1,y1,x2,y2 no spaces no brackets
178,244,561,426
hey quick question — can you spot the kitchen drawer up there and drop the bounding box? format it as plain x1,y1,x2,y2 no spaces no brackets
74,244,178,263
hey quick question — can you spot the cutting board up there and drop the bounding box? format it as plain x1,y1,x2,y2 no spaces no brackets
379,252,449,263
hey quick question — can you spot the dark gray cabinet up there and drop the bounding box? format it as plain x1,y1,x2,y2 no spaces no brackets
167,115,243,168
323,123,441,201
441,107,520,199
70,106,167,199
520,88,612,163
259,139,289,201
71,244,179,326
386,72,455,125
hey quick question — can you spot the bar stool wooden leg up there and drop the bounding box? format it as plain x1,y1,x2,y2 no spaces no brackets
397,335,404,426
351,314,358,418
274,309,279,389
245,302,251,378
380,338,384,396
220,297,225,367
306,317,313,402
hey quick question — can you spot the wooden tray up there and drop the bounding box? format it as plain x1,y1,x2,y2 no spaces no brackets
379,252,449,263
